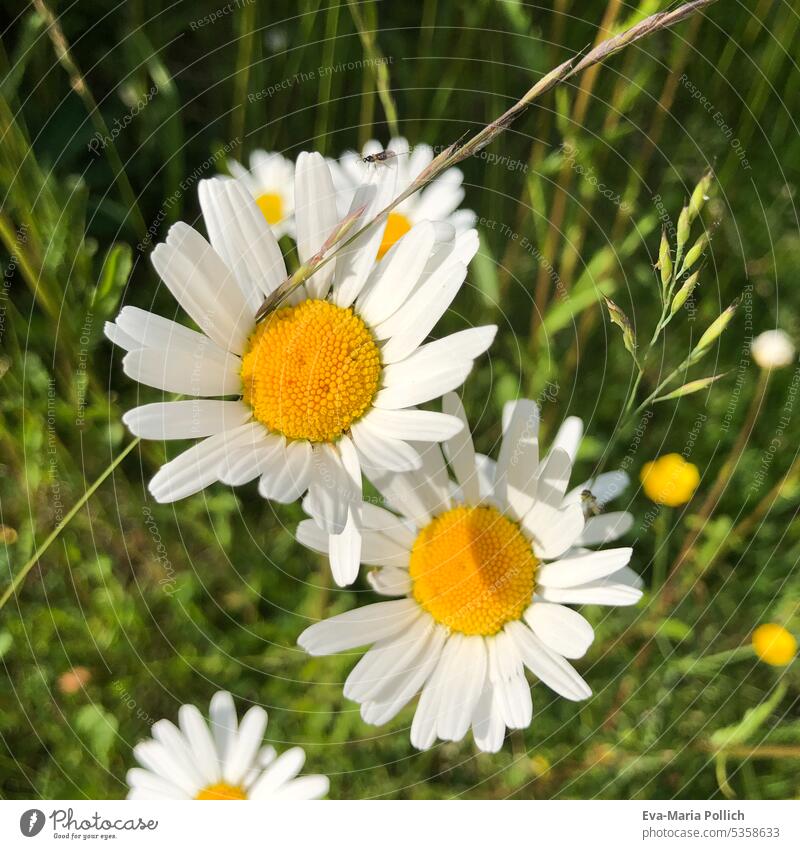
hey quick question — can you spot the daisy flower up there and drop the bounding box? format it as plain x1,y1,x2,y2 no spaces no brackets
328,136,476,260
105,153,495,585
227,150,295,238
126,691,328,800
297,395,642,752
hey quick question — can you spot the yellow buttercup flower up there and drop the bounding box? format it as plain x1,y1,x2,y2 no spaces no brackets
640,454,700,506
752,624,797,667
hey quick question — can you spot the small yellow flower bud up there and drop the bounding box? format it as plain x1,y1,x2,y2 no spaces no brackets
639,454,700,506
752,624,797,667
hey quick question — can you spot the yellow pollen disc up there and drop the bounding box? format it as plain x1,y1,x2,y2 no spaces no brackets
256,191,284,225
409,505,537,636
377,211,412,258
240,299,382,443
195,782,248,800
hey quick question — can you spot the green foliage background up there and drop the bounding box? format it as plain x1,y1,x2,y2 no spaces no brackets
1,0,799,799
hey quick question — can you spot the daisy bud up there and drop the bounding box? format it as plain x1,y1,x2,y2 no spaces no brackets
658,229,672,291
752,623,797,667
751,329,795,370
693,301,737,355
670,271,700,316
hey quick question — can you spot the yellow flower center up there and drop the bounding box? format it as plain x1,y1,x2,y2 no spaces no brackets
195,782,248,800
240,299,382,443
256,192,284,225
377,211,412,259
639,453,700,507
409,505,537,636
752,624,797,667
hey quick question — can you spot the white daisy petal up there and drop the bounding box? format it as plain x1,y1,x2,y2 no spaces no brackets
222,705,267,786
358,532,410,569
306,442,359,535
361,622,447,726
258,439,313,503
436,635,487,743
151,222,253,353
344,615,431,703
351,418,422,472
579,512,634,545
198,178,286,302
537,547,634,589
178,705,221,784
471,683,506,753
298,598,422,655
328,435,363,586
104,320,140,352
495,674,533,730
123,400,251,440
358,502,417,548
126,768,190,799
506,621,592,702
114,307,224,355
357,221,438,326
209,691,237,767
218,432,283,487
367,566,413,596
248,747,305,799
538,578,643,607
376,261,468,363
360,407,463,443
524,602,594,659
410,635,457,750
296,518,330,555
269,774,329,800
536,447,574,508
132,740,200,796
148,423,264,503
330,507,362,588
333,164,398,307
122,346,241,397
442,392,480,502
375,326,496,409
495,399,540,515
295,152,339,298
565,470,630,507
548,416,584,463
522,501,585,560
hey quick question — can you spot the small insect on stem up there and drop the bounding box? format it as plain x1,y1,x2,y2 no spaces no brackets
581,489,602,518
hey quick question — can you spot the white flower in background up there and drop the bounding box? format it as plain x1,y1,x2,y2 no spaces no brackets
227,151,295,239
297,395,641,752
328,136,476,260
751,329,795,370
106,153,495,586
127,691,328,800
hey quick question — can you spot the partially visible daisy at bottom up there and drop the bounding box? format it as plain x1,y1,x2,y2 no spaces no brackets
328,136,476,260
227,150,295,238
127,691,328,800
297,395,642,752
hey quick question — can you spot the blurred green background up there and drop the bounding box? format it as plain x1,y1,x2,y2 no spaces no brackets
1,0,799,799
